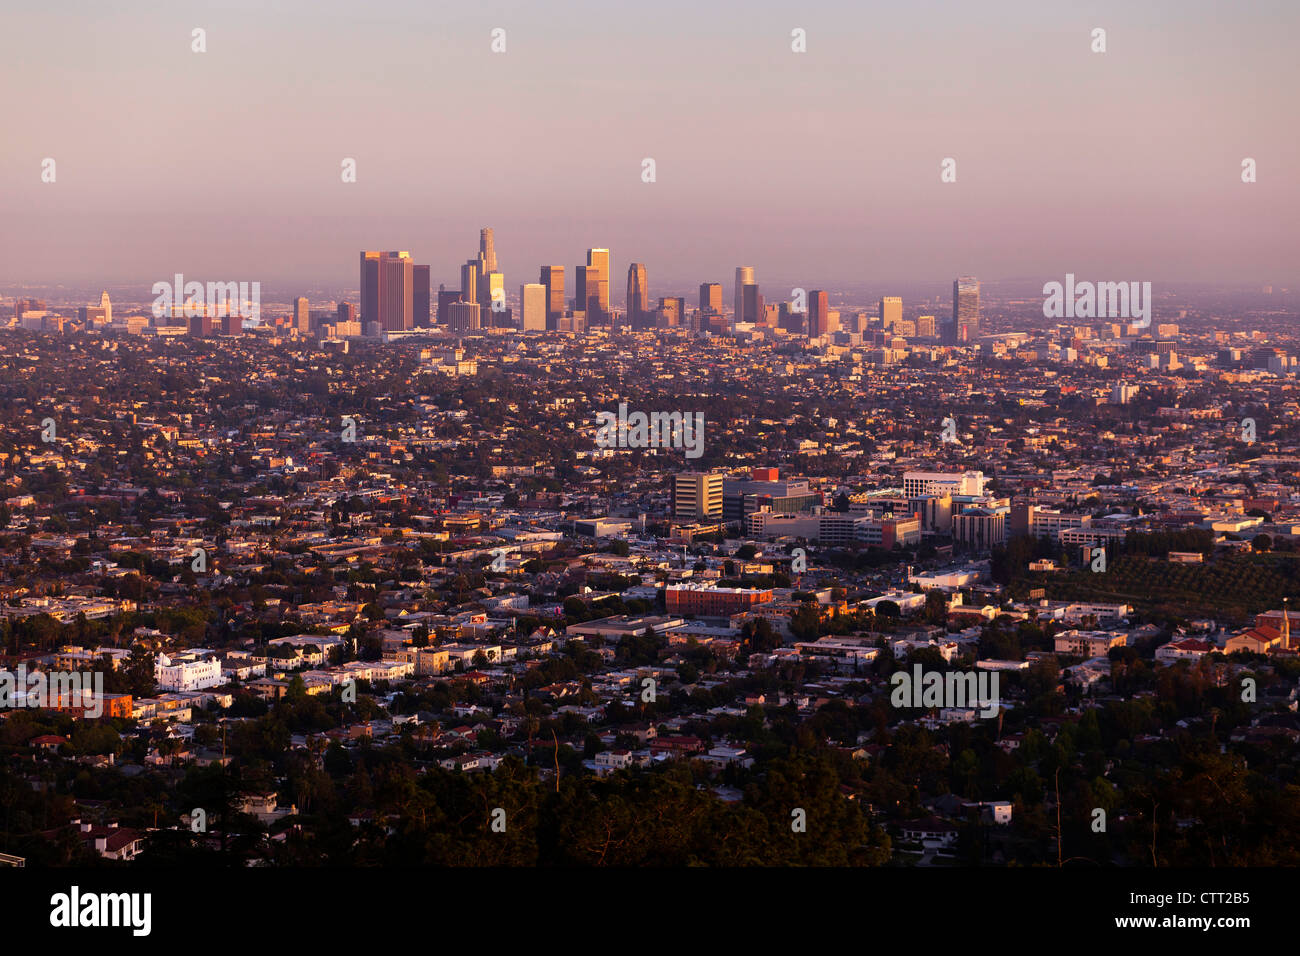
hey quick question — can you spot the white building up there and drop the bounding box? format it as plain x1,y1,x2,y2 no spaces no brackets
902,470,985,499
155,651,223,692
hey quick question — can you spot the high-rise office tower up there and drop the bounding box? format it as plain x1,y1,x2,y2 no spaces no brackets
672,471,725,519
586,248,610,322
436,285,460,326
626,263,649,328
380,252,413,331
447,301,481,332
336,301,357,324
741,284,762,329
808,290,830,338
360,251,419,332
99,292,111,326
360,252,382,325
520,283,546,331
916,315,937,338
461,260,480,309
656,296,686,327
413,265,431,326
575,265,597,317
734,267,755,327
951,276,980,343
880,296,902,332
293,296,310,333
479,271,504,320
479,228,497,274
700,282,722,313
541,266,565,329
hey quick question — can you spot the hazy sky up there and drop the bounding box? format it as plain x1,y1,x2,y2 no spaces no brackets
2,0,1297,294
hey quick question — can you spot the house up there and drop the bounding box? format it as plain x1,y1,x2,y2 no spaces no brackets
595,749,634,776
68,821,147,861
1155,637,1216,664
900,817,959,848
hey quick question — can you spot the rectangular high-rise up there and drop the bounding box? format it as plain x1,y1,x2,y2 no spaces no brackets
585,248,610,323
700,282,722,313
808,290,829,338
952,276,980,343
413,265,431,327
293,297,310,333
360,252,382,325
436,286,460,327
626,263,648,328
360,251,418,332
880,297,902,331
672,472,725,520
461,260,480,309
447,301,481,332
734,267,755,327
740,284,761,329
541,266,565,329
479,271,504,320
520,283,546,331
381,252,413,331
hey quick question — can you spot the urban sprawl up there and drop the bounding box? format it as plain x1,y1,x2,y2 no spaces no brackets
2,231,1299,867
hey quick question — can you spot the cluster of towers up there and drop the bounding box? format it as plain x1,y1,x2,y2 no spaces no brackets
347,230,979,343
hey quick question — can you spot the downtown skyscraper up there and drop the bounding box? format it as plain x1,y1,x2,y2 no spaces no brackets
584,248,610,323
808,290,830,338
626,262,649,329
950,276,980,344
540,266,565,329
880,296,902,332
359,251,421,333
734,266,755,329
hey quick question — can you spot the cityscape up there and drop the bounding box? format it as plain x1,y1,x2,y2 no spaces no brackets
2,0,1295,939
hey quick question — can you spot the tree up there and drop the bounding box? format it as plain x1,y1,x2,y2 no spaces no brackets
124,645,156,698
875,600,901,619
